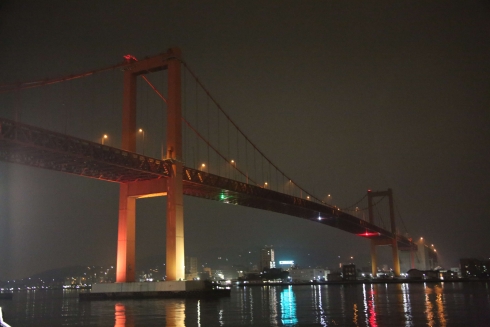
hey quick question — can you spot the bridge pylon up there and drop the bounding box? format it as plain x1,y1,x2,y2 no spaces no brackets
367,188,401,277
116,48,184,282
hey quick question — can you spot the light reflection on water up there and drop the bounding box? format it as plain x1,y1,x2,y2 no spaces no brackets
114,303,123,327
425,284,435,325
401,283,413,326
363,283,377,327
435,285,447,327
1,282,490,326
280,286,297,325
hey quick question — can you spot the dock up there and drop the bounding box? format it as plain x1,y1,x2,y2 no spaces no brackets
79,280,231,300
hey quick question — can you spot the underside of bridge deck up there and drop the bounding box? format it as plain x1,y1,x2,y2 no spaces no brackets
0,117,415,250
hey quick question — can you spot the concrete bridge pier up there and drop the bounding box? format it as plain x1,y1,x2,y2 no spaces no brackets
165,51,185,281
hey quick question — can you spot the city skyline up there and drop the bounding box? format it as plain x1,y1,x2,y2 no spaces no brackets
1,1,489,280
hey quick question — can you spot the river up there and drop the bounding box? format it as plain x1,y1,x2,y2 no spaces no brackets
1,281,489,326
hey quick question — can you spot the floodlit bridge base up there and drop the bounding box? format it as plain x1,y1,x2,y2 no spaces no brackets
80,281,230,300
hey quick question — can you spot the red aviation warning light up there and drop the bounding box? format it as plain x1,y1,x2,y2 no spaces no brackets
123,54,137,62
358,231,380,237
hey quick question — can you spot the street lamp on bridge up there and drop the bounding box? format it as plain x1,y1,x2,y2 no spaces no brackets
138,128,145,154
323,194,332,205
230,159,236,180
101,134,108,145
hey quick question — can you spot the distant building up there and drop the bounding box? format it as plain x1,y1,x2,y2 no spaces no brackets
359,266,373,278
215,264,245,280
260,245,275,271
406,269,439,280
406,269,424,279
233,264,248,278
439,269,458,280
185,256,198,280
342,264,357,281
460,258,490,278
260,268,289,282
202,267,212,279
213,269,225,280
198,271,211,280
327,272,342,281
450,267,462,278
289,268,329,282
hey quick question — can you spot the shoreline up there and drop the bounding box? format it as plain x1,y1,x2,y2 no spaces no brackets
235,278,490,287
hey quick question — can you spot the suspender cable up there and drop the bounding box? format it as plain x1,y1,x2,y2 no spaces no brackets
181,61,324,202
217,103,220,176
227,118,230,178
181,118,258,185
193,77,197,168
183,67,187,163
207,96,210,173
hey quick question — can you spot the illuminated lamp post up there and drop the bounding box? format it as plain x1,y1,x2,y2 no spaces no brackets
101,134,108,145
138,128,145,154
230,159,236,180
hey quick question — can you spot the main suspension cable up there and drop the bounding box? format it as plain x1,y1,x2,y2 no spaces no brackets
394,194,409,235
0,61,130,94
342,193,368,211
1,53,341,206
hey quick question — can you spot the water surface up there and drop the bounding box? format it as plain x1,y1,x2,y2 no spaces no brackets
1,281,489,326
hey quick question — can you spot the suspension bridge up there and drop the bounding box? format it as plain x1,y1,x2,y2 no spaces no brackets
0,48,418,282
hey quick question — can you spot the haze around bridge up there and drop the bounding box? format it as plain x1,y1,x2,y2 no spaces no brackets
0,0,489,279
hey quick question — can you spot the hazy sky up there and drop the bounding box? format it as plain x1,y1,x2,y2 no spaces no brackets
1,0,489,280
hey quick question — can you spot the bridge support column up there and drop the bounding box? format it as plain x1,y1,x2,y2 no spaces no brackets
410,245,415,269
165,49,184,281
116,61,138,283
368,192,378,277
388,189,401,276
370,241,377,278
116,185,136,282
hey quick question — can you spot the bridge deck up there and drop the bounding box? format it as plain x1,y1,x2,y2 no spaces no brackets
0,118,171,182
0,118,414,248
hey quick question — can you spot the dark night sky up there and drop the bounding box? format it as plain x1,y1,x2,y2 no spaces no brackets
1,1,489,280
